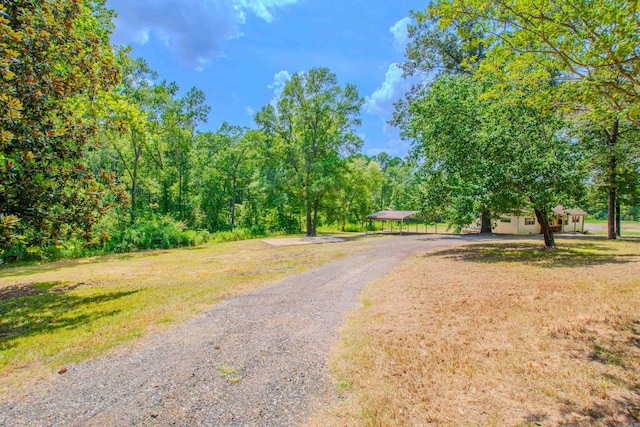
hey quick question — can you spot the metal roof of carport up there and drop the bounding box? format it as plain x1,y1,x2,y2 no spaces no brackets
365,210,420,221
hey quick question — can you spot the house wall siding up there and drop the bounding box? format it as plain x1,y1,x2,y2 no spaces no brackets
492,215,541,235
562,215,585,233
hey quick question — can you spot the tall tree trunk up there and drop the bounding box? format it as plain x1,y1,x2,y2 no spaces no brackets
304,165,314,236
178,166,183,221
131,173,137,223
607,181,616,240
131,142,141,224
606,120,619,240
616,203,621,236
162,182,169,214
480,210,492,233
231,174,237,226
304,192,313,237
312,198,320,237
534,207,555,248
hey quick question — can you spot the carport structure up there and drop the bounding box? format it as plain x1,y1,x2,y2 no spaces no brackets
366,210,420,235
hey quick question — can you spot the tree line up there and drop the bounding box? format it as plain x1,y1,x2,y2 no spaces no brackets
0,0,417,262
1,0,639,262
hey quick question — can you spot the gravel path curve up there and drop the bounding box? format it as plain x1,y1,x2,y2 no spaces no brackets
1,234,487,427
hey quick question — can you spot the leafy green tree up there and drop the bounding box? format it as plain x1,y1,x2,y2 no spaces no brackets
255,68,364,236
482,86,585,247
191,124,257,229
397,74,583,247
401,16,495,230
371,153,402,210
402,15,486,78
214,124,256,226
580,121,640,232
190,132,228,230
395,76,503,231
426,0,640,239
102,56,164,222
327,155,383,231
0,0,120,255
161,87,209,221
427,0,640,126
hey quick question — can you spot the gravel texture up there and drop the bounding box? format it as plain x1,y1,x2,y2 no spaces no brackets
0,234,489,427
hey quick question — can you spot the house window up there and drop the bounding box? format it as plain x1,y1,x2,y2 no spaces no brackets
572,216,580,223
524,217,535,225
500,217,512,223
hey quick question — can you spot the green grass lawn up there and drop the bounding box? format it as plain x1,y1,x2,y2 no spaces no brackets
0,238,353,394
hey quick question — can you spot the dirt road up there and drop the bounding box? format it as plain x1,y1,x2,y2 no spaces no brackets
0,234,490,426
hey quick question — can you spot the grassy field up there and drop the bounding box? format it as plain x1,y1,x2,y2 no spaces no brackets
313,236,640,426
585,219,640,236
0,238,354,396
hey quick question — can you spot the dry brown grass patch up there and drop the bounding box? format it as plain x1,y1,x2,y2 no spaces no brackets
313,237,640,426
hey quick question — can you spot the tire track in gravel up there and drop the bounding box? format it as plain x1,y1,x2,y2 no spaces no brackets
0,234,489,427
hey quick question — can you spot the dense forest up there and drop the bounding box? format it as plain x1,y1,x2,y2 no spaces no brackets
1,0,638,263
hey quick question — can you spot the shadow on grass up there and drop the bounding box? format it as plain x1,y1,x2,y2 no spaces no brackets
522,320,640,425
432,241,639,268
557,319,640,425
0,281,139,347
560,394,640,426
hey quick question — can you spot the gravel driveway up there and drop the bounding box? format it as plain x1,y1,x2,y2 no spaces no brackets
0,234,488,427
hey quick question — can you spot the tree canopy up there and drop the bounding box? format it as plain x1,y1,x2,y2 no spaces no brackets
255,68,364,237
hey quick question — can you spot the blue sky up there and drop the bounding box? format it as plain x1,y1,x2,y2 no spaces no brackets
107,0,425,157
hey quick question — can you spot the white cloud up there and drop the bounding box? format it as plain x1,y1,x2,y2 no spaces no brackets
236,0,299,22
109,0,299,67
268,70,292,104
390,17,411,52
365,63,414,120
360,17,417,157
365,65,419,157
245,105,255,117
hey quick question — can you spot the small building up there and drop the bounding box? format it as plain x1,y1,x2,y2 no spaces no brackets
551,205,588,233
470,205,588,235
366,210,420,234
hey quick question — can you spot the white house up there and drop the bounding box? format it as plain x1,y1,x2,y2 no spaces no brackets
469,205,588,235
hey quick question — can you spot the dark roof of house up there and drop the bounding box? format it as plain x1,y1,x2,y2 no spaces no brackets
553,205,588,216
365,210,420,221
